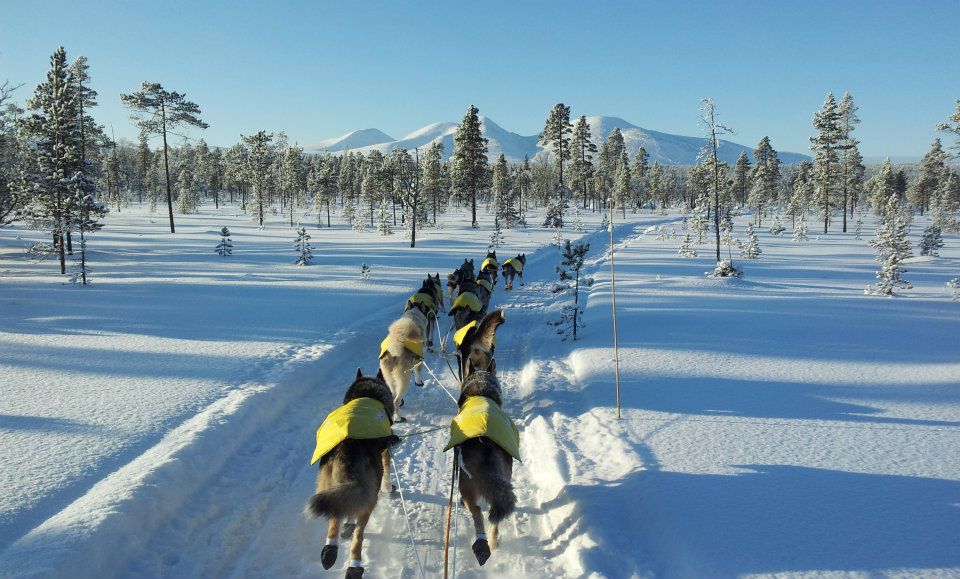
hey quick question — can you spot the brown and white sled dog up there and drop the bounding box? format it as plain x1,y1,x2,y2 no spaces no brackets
306,369,400,579
502,253,526,290
379,308,426,422
450,309,518,566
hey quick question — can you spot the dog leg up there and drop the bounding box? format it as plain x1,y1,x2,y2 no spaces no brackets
381,450,397,496
460,477,491,566
490,522,500,549
345,509,372,578
414,363,424,387
340,517,356,540
322,518,341,569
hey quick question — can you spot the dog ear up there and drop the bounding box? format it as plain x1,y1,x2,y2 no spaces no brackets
376,368,385,381
356,368,363,380
475,309,505,351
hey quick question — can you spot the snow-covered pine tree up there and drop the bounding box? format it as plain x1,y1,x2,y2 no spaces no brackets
936,98,960,154
540,103,572,226
866,195,912,296
918,223,944,256
793,212,809,242
741,223,762,258
421,141,447,226
769,214,785,236
678,233,697,257
294,225,313,265
377,199,392,235
491,153,518,228
700,98,735,263
176,167,196,214
749,137,781,225
787,161,812,227
553,226,564,247
732,151,751,208
216,226,232,256
554,239,589,340
597,211,609,232
489,216,505,249
948,277,960,301
632,146,649,211
934,171,960,232
854,203,866,240
360,263,370,279
657,225,668,242
613,150,631,218
241,131,274,228
350,203,366,232
573,206,584,232
451,105,488,227
648,163,668,214
837,93,863,232
720,216,736,248
810,93,843,234
689,192,710,244
570,115,597,210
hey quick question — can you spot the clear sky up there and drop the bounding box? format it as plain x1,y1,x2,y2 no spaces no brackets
2,0,957,159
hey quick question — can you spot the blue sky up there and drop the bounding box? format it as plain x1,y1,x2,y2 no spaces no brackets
2,0,957,159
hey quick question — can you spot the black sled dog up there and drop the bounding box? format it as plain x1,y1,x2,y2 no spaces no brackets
306,369,400,578
445,309,519,566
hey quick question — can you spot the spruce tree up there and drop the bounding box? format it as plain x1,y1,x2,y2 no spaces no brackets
937,98,960,154
648,163,668,213
787,161,813,227
793,212,809,242
732,151,751,208
678,233,697,257
749,136,780,225
918,223,944,256
491,153,518,227
741,223,762,258
613,150,631,218
0,81,24,227
810,93,843,233
554,240,589,341
867,195,912,296
632,146,649,211
216,226,233,256
909,139,947,215
294,225,313,265
121,82,208,233
421,141,446,225
451,105,488,227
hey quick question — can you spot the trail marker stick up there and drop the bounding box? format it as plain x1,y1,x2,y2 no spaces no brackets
608,199,623,420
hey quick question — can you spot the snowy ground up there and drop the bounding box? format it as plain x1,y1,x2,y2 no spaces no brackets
1,203,959,579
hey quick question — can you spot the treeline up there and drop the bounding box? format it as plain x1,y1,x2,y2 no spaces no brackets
2,47,959,281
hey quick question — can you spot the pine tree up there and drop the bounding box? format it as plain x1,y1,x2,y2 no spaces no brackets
909,139,947,216
570,115,597,210
689,191,710,244
554,240,589,340
648,162,668,214
854,203,866,240
749,136,781,226
787,161,812,227
20,47,102,274
678,233,697,257
937,98,960,154
421,141,446,225
810,93,843,234
491,153,518,227
241,131,274,228
793,212,809,242
451,105,488,227
769,214,785,236
632,146,649,211
360,263,371,279
948,277,960,301
613,150,631,218
918,223,944,256
294,225,313,265
732,151,751,208
216,226,233,256
121,82,208,233
0,81,24,227
700,98,735,263
741,223,762,258
837,93,862,232
868,158,897,215
867,195,912,296
540,103,572,226
573,206,584,232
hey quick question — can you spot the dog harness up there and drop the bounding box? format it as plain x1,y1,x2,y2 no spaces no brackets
476,277,493,293
444,396,521,461
405,292,437,315
503,258,523,274
450,291,482,313
481,257,499,272
311,397,393,465
380,336,424,360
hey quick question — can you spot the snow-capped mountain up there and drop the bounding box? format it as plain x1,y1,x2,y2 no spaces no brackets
307,128,396,152
307,116,810,165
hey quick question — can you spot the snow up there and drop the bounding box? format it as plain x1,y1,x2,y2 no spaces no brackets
1,204,959,578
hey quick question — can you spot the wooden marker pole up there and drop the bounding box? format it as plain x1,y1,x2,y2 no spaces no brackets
608,199,622,420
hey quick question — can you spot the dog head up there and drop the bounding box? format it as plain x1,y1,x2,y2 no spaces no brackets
517,253,526,265
458,309,505,379
346,368,396,421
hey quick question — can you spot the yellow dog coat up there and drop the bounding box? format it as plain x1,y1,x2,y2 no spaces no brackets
311,397,393,465
380,336,424,359
451,291,482,313
406,292,437,314
453,320,496,349
476,278,493,293
481,257,499,272
444,396,521,461
503,258,523,274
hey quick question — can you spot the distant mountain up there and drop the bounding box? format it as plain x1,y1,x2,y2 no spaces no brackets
307,116,810,165
307,128,396,152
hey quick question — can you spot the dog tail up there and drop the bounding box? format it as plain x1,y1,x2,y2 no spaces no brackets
306,476,379,519
486,473,517,523
386,317,422,356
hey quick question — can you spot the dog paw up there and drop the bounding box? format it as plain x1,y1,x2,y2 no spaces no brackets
472,538,491,566
399,398,404,407
395,416,407,423
320,545,338,569
345,566,364,579
415,380,425,387
390,484,400,498
340,522,356,539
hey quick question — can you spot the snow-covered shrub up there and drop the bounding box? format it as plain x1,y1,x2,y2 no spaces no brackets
708,259,742,278
360,263,370,279
769,215,785,236
740,223,762,258
552,240,589,341
866,197,912,296
678,233,697,257
948,278,960,301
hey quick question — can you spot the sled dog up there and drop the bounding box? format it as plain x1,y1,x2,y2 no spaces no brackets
405,274,443,351
502,253,526,290
306,368,400,579
379,308,426,422
447,258,475,299
446,309,518,566
480,250,499,285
